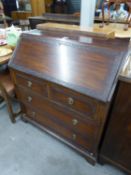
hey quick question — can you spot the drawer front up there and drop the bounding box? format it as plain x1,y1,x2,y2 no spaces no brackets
15,73,48,96
25,107,95,153
49,84,97,119
17,87,98,141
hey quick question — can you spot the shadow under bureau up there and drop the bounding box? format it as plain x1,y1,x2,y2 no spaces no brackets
9,30,129,165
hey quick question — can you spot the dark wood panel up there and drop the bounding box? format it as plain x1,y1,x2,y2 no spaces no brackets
9,34,129,102
15,73,48,97
49,83,97,119
25,106,95,153
100,81,131,174
25,103,99,139
23,28,129,51
16,86,99,139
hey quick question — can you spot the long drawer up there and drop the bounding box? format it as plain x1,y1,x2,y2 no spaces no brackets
25,106,95,153
16,87,99,150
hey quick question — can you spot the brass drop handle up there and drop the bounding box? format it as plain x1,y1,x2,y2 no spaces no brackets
72,134,77,140
27,96,32,102
72,119,78,126
27,81,32,88
68,97,74,105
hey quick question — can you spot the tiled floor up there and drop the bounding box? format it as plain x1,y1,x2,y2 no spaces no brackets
0,105,126,175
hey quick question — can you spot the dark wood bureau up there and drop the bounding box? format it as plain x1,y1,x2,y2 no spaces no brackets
9,29,129,165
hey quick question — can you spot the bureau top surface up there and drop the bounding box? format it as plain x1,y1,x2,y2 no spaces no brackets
9,31,129,102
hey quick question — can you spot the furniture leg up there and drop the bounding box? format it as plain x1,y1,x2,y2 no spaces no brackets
0,83,22,123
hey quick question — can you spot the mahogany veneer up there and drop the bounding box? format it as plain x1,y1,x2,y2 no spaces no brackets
99,53,131,174
100,80,131,174
9,30,129,164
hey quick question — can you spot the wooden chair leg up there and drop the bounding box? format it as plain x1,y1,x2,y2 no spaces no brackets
4,95,16,123
0,84,22,123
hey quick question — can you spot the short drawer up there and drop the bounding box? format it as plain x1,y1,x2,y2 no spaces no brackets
49,84,97,119
17,87,98,140
15,73,48,96
25,107,95,153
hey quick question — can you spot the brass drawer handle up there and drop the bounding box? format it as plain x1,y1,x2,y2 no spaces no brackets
72,119,78,126
72,134,77,140
27,81,32,88
68,97,74,105
27,96,32,102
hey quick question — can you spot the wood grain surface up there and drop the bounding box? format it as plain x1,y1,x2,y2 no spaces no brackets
9,30,130,165
100,81,131,174
9,33,129,102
